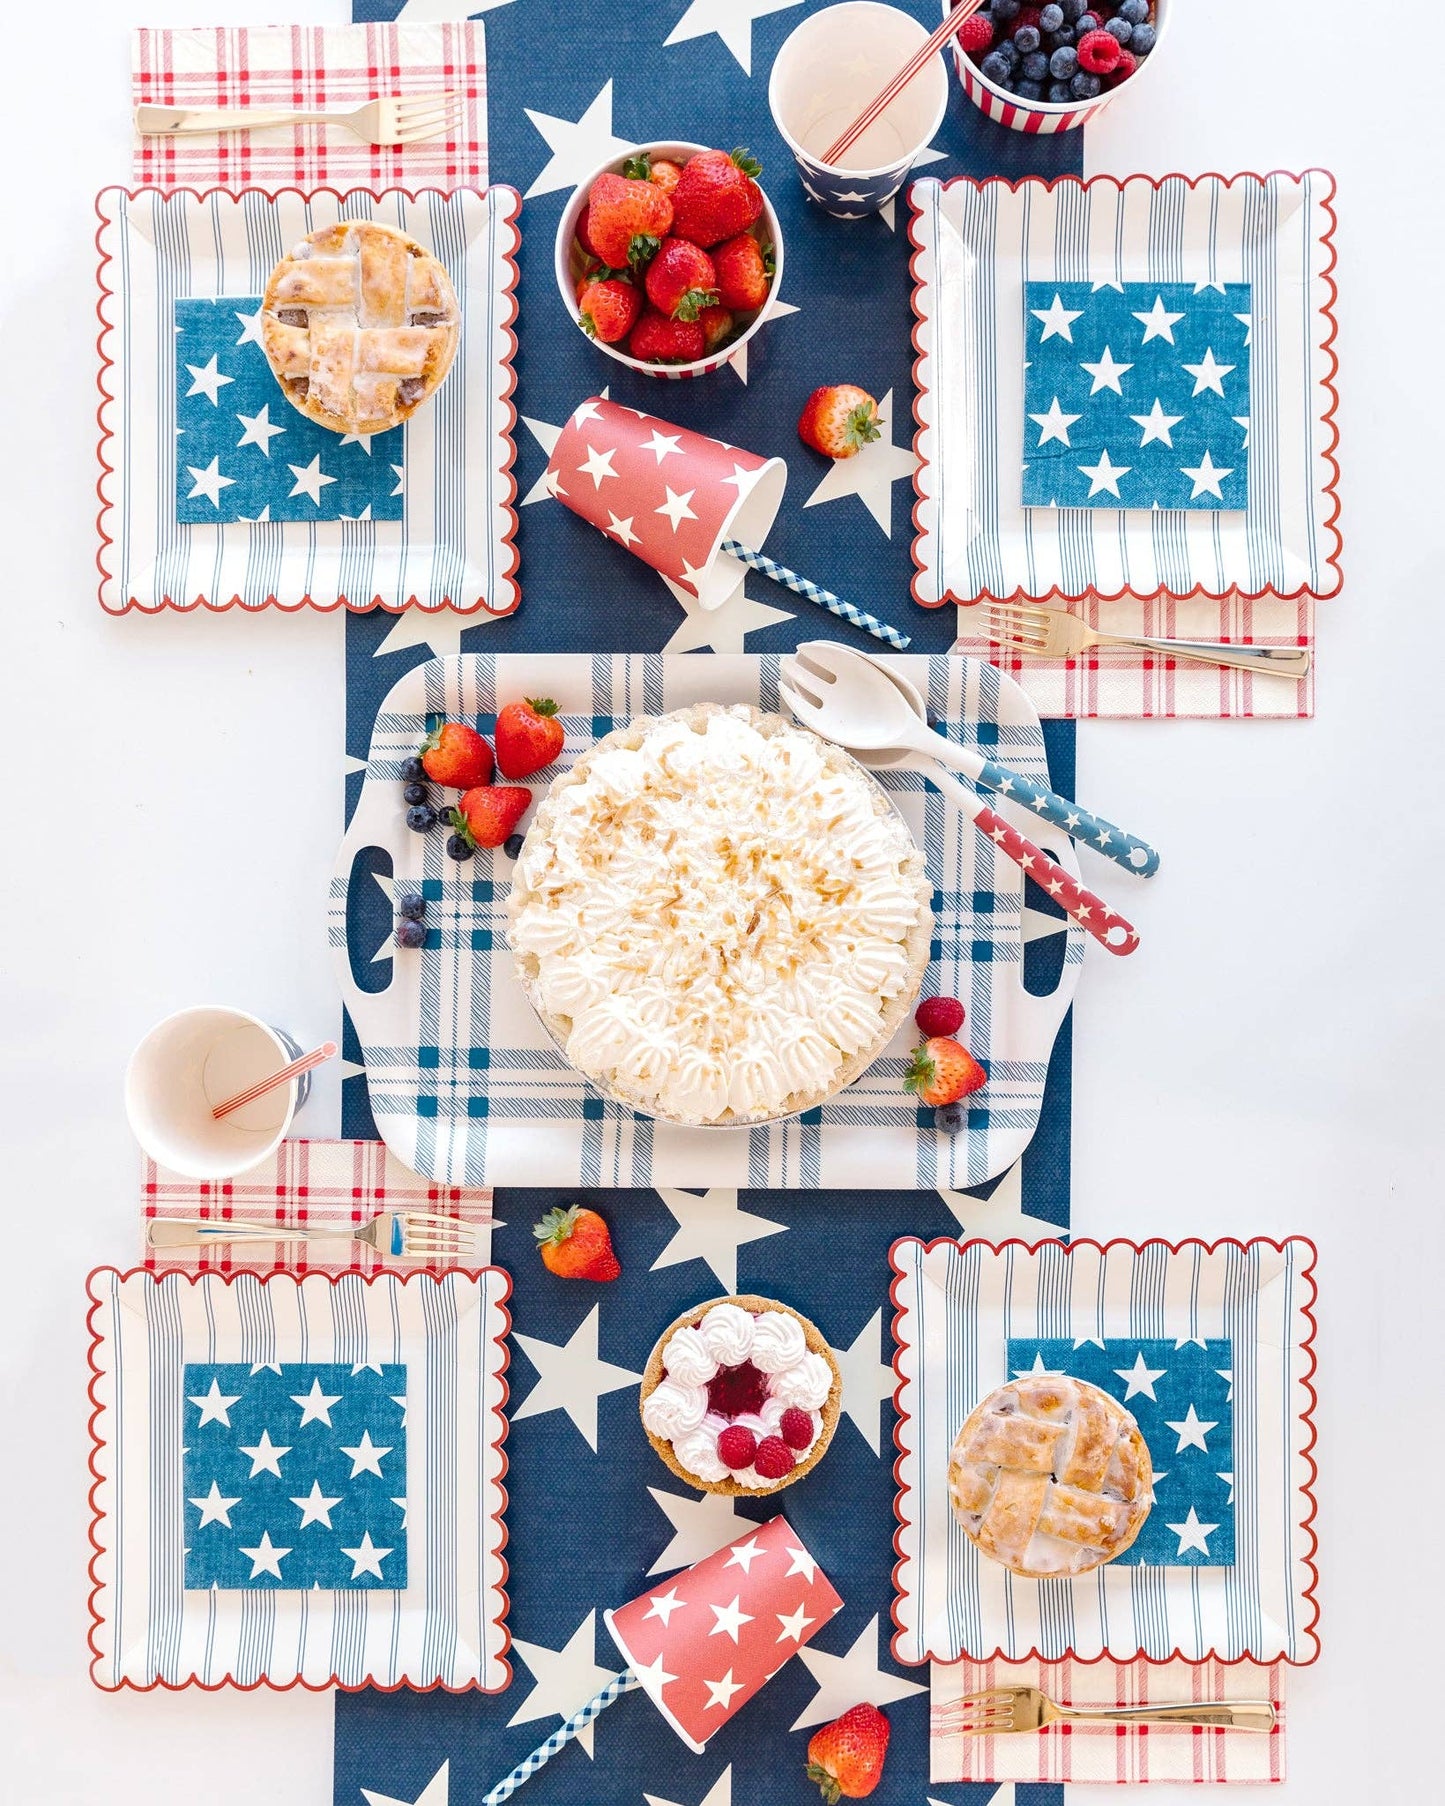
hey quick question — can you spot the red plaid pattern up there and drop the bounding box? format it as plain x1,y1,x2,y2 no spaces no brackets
132,24,488,193
932,1656,1287,1785
141,1139,493,1275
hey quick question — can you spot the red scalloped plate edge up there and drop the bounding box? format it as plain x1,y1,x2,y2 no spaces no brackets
93,183,523,620
85,1262,513,1694
904,169,1342,610
886,1233,1320,1668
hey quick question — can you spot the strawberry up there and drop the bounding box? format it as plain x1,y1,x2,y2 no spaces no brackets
448,784,532,851
914,995,965,1038
670,148,764,249
623,151,683,198
644,237,720,322
806,1704,891,1803
533,1204,621,1282
629,309,705,365
712,232,771,312
495,697,565,779
699,304,735,353
585,172,673,270
904,1036,988,1107
576,205,605,262
420,720,493,790
798,385,882,460
577,273,641,344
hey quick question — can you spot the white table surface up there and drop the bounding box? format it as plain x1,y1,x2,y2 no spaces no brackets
1,2,1439,1800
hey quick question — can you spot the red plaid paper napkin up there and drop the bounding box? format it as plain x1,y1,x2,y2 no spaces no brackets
141,1139,493,1274
932,1656,1287,1785
132,23,487,192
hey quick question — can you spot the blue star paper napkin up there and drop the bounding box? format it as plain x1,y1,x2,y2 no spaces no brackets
1022,281,1251,511
183,1361,407,1589
174,299,404,524
1007,1338,1235,1565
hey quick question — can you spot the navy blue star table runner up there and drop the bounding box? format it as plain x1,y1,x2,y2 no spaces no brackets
340,4,1079,1803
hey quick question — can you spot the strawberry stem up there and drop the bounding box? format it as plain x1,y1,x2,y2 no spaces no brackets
533,1205,580,1247
805,1763,841,1806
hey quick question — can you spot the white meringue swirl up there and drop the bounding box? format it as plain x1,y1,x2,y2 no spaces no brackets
768,1352,835,1411
661,1325,717,1388
698,1302,754,1367
749,1310,808,1375
640,1377,710,1439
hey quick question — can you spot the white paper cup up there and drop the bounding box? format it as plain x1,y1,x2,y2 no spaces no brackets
769,3,949,217
125,1005,310,1180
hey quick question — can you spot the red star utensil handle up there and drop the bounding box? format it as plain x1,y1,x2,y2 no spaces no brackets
972,803,1139,957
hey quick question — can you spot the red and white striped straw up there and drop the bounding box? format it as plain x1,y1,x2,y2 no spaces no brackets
212,1040,338,1120
822,0,986,166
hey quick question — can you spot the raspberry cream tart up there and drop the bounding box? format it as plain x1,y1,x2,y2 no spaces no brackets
640,1296,841,1494
505,704,932,1125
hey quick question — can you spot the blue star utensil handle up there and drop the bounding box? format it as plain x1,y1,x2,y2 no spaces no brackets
483,1670,641,1804
969,755,1160,878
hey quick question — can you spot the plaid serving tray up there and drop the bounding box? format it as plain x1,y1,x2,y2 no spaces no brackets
329,653,1083,1190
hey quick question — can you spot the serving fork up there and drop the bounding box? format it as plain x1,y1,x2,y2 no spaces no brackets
980,600,1313,680
145,1210,476,1261
943,1685,1277,1735
134,92,462,147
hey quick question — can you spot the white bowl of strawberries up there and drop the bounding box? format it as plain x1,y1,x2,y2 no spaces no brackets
555,141,785,380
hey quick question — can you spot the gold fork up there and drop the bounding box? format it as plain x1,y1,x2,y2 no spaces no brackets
942,1685,1277,1735
146,1211,477,1262
979,600,1312,680
134,92,462,147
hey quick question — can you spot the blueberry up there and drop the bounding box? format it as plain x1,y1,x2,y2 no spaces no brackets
1077,11,1099,29
1104,17,1132,42
1039,3,1064,28
1015,78,1044,99
394,918,426,950
1022,50,1049,80
1049,44,1078,76
1071,68,1103,96
991,0,1020,18
1060,0,1087,16
1045,79,1071,100
980,48,1013,83
445,833,475,862
1046,25,1075,46
1118,0,1149,20
1012,23,1040,51
400,755,427,784
502,833,526,860
397,890,426,921
406,803,437,833
402,781,430,806
1129,21,1156,52
935,1101,968,1134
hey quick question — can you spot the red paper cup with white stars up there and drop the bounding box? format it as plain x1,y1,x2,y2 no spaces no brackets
546,396,788,611
605,1514,843,1752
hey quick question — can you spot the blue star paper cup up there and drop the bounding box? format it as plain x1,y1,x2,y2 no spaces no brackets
769,3,948,219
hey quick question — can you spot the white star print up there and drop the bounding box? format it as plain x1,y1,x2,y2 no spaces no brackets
727,292,802,384
1164,1404,1219,1452
1114,1351,1167,1400
185,456,236,508
792,1615,926,1731
188,1378,242,1426
236,403,285,456
724,1536,766,1576
935,1160,1056,1239
631,1649,680,1697
513,1305,641,1451
509,1611,614,1757
340,1531,393,1579
664,0,803,75
390,464,405,497
523,81,634,199
830,189,870,204
1181,347,1235,397
1234,311,1252,345
392,1496,409,1530
290,1377,343,1426
651,1186,786,1292
1216,1368,1234,1401
287,455,336,505
640,429,684,464
189,1481,241,1527
1031,292,1085,342
291,1479,343,1528
833,1309,895,1455
1080,346,1133,395
1028,396,1082,448
709,1595,755,1642
644,1765,733,1806
233,307,264,347
655,486,699,530
1233,415,1251,448
605,512,640,547
1132,294,1185,343
803,388,916,535
784,1545,818,1584
702,1667,746,1711
1165,1507,1219,1557
645,1486,748,1576
643,1586,686,1628
185,354,233,405
1181,449,1234,500
1174,1334,1210,1350
1193,278,1227,294
238,1531,290,1579
1079,450,1131,497
1130,398,1185,448
662,573,793,652
338,1430,393,1477
1149,1470,1169,1504
777,1603,815,1643
237,1429,290,1477
1011,1351,1051,1378
577,444,619,488
1217,1471,1236,1504
361,1760,449,1806
340,430,374,454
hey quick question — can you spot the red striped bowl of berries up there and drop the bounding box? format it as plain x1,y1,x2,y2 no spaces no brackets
946,0,1170,134
555,140,785,381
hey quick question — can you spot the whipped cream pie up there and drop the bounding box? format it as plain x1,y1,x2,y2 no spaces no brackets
505,704,932,1125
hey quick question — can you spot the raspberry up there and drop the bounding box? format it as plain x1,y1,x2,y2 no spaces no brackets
707,1360,768,1418
1013,5,1043,28
958,13,994,55
780,1407,815,1452
1107,47,1137,84
717,1425,757,1470
753,1436,796,1481
915,996,965,1038
1077,27,1121,72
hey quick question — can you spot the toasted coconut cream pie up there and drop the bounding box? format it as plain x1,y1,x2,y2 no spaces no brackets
947,1374,1153,1579
640,1296,841,1495
260,219,460,435
505,705,933,1125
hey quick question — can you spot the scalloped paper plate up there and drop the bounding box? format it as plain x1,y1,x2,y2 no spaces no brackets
86,1267,512,1691
95,185,521,616
889,1236,1319,1666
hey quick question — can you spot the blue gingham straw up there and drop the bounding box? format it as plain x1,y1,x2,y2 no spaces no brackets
721,539,911,649
483,1669,642,1803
